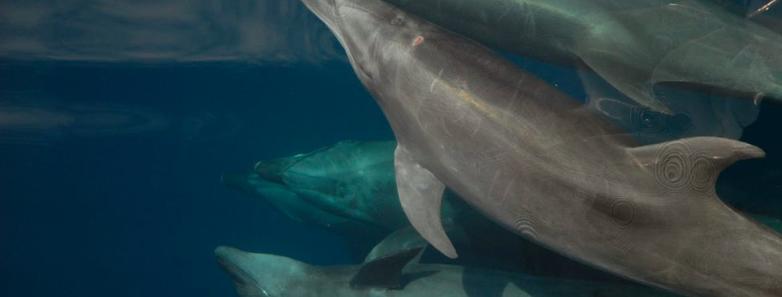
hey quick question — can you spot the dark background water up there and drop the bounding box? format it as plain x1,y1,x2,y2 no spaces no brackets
0,60,394,297
3,1,782,296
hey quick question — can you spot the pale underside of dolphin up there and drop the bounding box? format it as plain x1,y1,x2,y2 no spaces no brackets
380,0,782,114
300,0,782,296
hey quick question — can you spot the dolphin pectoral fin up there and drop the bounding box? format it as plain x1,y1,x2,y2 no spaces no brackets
628,137,765,192
578,50,673,115
350,247,424,289
394,145,457,259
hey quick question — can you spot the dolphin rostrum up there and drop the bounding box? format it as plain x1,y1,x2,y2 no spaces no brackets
379,0,782,114
300,0,782,296
215,246,678,297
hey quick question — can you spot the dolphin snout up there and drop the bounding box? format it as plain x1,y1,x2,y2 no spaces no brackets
215,246,253,285
254,161,288,184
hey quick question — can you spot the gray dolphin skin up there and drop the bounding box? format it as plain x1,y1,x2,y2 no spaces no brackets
378,0,782,114
215,246,678,297
578,70,760,145
237,140,410,232
300,0,782,296
222,141,591,278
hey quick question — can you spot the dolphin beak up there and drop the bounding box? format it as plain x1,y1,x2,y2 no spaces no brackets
215,246,256,288
215,246,253,286
254,154,308,184
215,246,274,297
254,161,288,184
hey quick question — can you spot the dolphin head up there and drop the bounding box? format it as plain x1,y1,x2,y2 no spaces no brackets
222,169,352,229
215,246,324,297
300,0,423,84
224,141,402,232
254,153,308,184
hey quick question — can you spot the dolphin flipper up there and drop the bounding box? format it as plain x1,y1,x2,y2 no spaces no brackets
394,145,457,259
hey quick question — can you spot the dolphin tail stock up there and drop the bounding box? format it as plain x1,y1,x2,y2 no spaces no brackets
394,144,458,259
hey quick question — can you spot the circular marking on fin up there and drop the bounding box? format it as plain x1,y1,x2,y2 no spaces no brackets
412,36,425,47
689,156,714,193
655,142,692,191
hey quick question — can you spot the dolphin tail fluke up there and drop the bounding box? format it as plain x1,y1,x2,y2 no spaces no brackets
394,145,457,259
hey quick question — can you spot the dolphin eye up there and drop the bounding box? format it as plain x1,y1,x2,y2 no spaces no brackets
390,15,404,25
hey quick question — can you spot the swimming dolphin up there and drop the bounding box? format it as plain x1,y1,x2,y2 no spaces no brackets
378,0,782,114
215,246,678,297
578,70,759,145
226,139,782,280
300,0,782,296
223,141,604,279
223,140,432,233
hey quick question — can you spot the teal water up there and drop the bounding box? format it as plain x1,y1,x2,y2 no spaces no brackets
0,61,391,296
3,1,782,297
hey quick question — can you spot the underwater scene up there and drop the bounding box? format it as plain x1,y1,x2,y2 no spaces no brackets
3,0,782,296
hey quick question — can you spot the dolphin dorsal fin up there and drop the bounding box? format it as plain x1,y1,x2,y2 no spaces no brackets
627,137,764,192
350,247,424,289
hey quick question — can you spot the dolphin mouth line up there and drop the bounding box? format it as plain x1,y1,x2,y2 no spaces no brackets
216,257,273,297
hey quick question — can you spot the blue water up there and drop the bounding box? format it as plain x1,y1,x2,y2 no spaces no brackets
0,61,393,297
3,58,782,297
4,1,782,296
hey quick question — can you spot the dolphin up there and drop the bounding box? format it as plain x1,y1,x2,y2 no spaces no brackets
227,140,782,236
225,139,782,280
377,0,782,114
223,140,431,233
578,70,759,145
223,141,610,279
300,0,782,296
215,246,679,297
